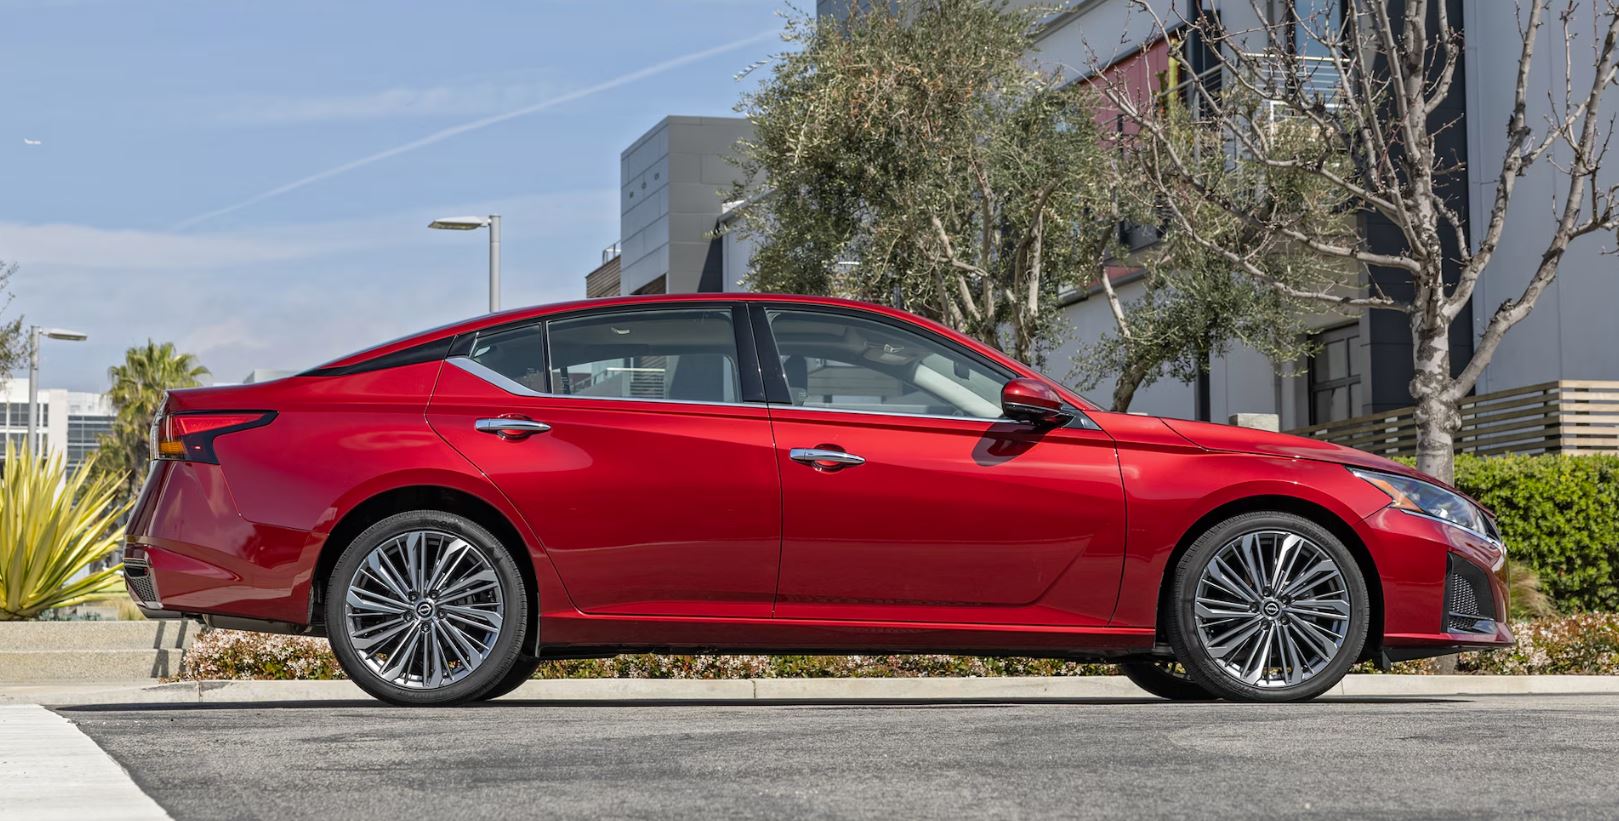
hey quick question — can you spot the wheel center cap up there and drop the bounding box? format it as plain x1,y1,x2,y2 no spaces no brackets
414,601,436,619
1261,600,1282,618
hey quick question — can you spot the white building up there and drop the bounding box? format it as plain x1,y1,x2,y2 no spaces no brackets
0,381,116,471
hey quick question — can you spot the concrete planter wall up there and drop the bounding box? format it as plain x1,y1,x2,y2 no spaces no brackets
0,621,194,683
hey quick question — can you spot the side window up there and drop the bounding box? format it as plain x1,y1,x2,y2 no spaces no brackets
467,323,547,392
547,308,741,404
765,309,1009,419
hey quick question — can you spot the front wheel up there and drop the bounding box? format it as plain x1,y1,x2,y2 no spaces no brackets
325,510,529,706
1165,512,1369,703
1118,660,1215,701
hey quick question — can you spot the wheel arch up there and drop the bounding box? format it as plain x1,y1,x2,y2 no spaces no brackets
312,484,542,655
1153,494,1385,661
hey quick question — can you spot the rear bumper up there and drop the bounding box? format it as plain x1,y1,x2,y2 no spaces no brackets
123,460,321,625
1360,506,1514,655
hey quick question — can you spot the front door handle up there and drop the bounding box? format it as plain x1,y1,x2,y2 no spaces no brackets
475,418,552,439
789,447,865,470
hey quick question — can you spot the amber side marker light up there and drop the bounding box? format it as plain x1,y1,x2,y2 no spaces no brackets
1353,471,1425,513
152,411,276,464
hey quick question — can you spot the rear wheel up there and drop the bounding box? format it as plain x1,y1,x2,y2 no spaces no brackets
1165,512,1368,703
325,510,528,706
1118,660,1215,701
476,655,542,701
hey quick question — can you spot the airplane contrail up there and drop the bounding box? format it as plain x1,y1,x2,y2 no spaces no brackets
172,28,778,231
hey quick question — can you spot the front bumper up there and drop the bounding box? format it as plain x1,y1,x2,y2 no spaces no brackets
1360,506,1514,657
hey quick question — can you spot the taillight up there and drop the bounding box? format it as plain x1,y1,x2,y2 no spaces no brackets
152,411,275,463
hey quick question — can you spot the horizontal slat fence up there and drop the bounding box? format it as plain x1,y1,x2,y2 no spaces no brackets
1289,380,1619,457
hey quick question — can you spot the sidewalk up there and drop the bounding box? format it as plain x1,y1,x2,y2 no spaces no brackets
6,674,1619,706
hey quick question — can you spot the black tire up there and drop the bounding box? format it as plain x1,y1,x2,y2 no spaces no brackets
325,510,529,707
1165,511,1369,703
476,655,542,702
1118,660,1217,701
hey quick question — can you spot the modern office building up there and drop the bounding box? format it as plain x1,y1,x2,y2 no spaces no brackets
595,1,1619,453
0,381,116,471
616,115,756,296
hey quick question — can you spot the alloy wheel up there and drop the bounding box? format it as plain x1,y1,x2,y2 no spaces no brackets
342,529,506,689
1192,529,1352,688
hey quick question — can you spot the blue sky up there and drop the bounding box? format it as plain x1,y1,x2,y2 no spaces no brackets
1,0,788,391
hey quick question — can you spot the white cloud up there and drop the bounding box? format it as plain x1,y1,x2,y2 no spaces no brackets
214,80,563,126
0,189,615,272
2,188,615,390
0,221,340,270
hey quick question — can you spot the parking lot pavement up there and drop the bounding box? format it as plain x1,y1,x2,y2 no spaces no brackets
56,694,1619,820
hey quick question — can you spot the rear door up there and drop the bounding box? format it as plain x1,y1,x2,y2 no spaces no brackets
426,304,782,618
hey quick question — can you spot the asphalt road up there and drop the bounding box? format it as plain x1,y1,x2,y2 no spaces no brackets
59,694,1619,820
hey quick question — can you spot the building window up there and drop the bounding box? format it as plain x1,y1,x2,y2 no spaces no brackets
66,413,114,472
1308,324,1361,424
1288,0,1343,58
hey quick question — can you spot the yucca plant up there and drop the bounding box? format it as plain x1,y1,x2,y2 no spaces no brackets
0,442,132,620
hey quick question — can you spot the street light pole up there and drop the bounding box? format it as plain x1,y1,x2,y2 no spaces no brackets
488,214,501,313
428,214,502,313
25,326,88,457
26,327,39,455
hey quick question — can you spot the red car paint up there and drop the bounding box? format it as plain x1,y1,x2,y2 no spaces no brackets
124,293,1511,662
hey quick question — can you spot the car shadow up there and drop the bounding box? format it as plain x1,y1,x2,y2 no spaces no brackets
51,695,1465,712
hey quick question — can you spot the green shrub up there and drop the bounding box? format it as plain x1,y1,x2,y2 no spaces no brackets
1450,454,1619,612
1461,613,1619,675
179,628,345,681
179,616,1619,681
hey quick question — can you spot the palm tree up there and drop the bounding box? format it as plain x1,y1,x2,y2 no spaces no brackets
96,341,209,498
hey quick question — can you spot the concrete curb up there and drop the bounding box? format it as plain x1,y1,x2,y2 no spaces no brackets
4,674,1619,706
0,705,172,820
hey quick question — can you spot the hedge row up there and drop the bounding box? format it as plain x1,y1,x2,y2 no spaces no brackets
1450,454,1619,612
177,612,1619,681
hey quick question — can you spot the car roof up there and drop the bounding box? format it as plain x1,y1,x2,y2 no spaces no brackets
306,292,1103,411
310,293,936,372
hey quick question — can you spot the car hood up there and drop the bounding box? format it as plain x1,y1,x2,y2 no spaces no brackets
1157,417,1431,481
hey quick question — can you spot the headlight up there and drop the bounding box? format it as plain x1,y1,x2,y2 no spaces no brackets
1349,467,1492,537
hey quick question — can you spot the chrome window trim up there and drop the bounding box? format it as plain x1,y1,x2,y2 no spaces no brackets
765,400,1101,429
448,356,545,397
446,356,755,410
767,401,1003,424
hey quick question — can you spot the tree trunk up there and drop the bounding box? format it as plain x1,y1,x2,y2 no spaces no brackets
1410,323,1458,485
1111,360,1151,413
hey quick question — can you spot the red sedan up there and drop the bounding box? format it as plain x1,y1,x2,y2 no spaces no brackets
124,294,1511,705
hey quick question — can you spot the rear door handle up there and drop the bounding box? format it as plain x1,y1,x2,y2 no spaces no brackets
475,418,552,439
789,447,865,469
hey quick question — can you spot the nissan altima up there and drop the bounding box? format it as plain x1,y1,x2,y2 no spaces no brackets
123,294,1511,705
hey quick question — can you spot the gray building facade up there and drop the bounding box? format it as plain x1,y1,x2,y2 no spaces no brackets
617,116,755,296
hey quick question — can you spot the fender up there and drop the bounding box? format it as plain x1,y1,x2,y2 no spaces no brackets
1109,448,1395,628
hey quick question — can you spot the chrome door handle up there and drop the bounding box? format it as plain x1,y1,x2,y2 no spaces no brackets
789,448,865,467
475,418,552,438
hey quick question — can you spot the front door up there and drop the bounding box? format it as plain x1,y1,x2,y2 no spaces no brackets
427,305,781,618
757,306,1127,626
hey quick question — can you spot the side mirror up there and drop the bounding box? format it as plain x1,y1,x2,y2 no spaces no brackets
1001,377,1074,427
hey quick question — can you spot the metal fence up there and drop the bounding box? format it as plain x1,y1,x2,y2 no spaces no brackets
1289,380,1619,457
